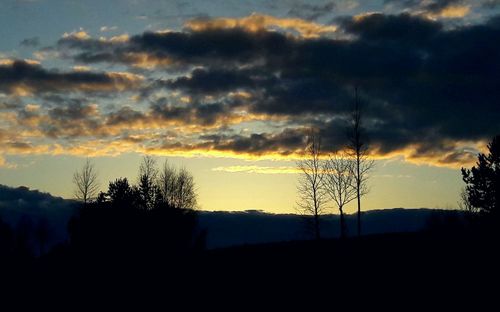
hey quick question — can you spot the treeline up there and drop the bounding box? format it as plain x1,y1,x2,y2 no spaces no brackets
73,156,197,210
69,156,204,262
1,156,204,266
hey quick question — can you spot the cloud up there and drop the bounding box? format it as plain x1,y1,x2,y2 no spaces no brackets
287,1,337,21
166,67,256,95
184,13,338,38
482,0,500,9
20,37,40,47
3,12,499,168
100,26,118,32
0,59,143,96
340,12,443,42
384,0,471,18
0,155,8,168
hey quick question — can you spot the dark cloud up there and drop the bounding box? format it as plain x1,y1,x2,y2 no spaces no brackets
0,98,21,110
167,67,256,95
339,13,442,42
0,60,142,95
422,0,465,13
20,37,40,47
48,101,97,121
39,13,500,162
151,97,231,126
130,28,292,66
57,28,294,68
384,0,422,8
384,0,466,13
482,0,500,9
13,101,106,139
105,106,146,126
5,141,33,151
288,1,336,20
160,128,307,156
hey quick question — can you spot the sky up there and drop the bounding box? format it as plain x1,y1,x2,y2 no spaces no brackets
1,0,499,213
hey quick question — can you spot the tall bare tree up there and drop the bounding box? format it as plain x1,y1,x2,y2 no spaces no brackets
324,152,357,238
73,158,99,205
158,160,198,209
296,131,327,240
174,167,197,209
159,160,178,207
137,155,160,210
347,86,374,237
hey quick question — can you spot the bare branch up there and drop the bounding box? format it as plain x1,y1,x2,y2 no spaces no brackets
73,158,99,204
346,86,375,236
296,130,327,240
324,151,357,238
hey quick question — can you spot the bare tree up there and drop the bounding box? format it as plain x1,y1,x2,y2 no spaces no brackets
347,86,374,236
458,188,474,213
174,167,197,209
137,155,160,210
158,160,198,210
139,155,158,184
324,152,357,238
159,160,177,207
73,158,99,205
296,131,327,240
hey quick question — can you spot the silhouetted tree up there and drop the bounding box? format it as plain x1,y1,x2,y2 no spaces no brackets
137,156,161,210
347,87,374,236
106,178,137,209
159,160,178,207
174,167,197,209
458,187,481,218
324,152,357,238
461,135,500,224
73,158,99,206
159,161,197,209
68,157,203,265
296,130,327,240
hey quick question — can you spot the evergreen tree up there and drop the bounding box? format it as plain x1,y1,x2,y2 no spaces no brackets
461,135,500,221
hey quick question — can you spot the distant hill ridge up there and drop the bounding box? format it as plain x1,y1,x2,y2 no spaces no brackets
0,184,462,249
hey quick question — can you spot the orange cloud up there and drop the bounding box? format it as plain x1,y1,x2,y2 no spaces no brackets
185,13,338,38
0,130,484,170
62,30,91,40
371,140,485,169
121,52,176,69
425,5,471,19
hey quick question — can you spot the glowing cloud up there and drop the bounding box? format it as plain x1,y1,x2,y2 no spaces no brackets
185,13,338,38
425,5,471,19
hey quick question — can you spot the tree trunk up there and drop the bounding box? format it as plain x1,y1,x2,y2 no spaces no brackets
357,155,361,237
339,207,345,239
314,212,320,241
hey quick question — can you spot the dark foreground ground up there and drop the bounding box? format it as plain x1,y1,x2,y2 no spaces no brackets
1,232,498,307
